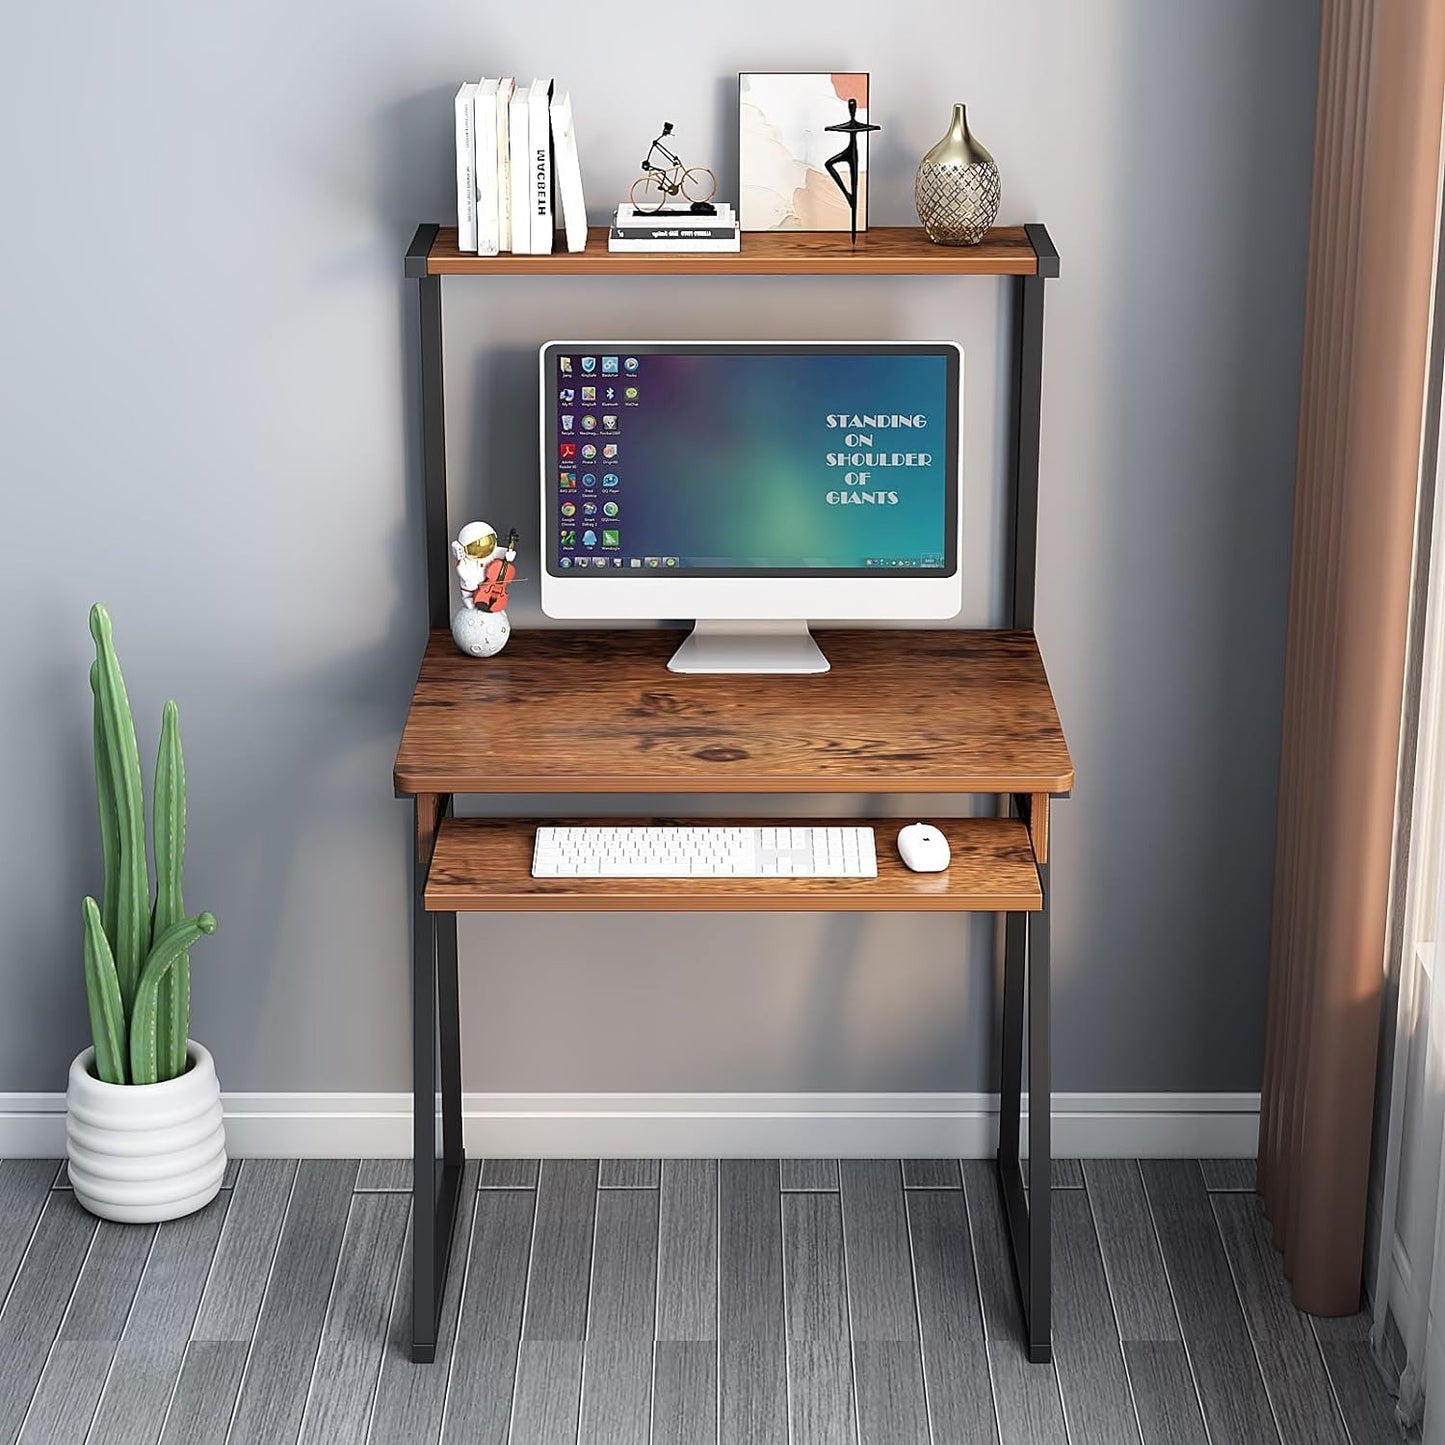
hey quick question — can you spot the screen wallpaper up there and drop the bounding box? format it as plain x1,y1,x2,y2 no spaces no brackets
545,347,956,575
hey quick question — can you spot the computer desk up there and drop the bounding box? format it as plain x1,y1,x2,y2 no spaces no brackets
394,626,1072,1363
398,221,1066,1365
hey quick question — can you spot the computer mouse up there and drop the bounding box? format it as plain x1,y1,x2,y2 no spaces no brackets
897,823,951,873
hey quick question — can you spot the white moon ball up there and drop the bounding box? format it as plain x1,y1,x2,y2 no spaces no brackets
451,607,511,658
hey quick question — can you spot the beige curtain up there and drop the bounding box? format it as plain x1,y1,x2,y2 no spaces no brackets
1259,0,1445,1316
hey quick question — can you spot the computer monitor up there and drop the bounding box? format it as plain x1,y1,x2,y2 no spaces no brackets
539,341,962,673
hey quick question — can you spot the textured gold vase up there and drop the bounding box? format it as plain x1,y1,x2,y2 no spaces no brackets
914,104,1001,245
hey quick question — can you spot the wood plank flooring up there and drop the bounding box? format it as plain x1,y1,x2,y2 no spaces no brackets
0,1157,1396,1443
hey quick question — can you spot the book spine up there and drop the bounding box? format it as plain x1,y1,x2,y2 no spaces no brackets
507,91,531,254
552,92,587,253
528,82,554,255
496,81,514,252
474,85,499,256
454,84,477,252
606,237,741,253
610,226,739,241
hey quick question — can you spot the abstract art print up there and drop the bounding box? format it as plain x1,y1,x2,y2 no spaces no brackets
739,72,870,232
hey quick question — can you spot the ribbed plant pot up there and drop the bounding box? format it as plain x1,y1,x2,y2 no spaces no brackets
66,1041,226,1222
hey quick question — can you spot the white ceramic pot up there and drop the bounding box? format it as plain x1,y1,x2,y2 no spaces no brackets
65,1041,226,1223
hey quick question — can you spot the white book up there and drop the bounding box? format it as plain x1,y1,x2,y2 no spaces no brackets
474,80,500,256
507,82,531,254
607,235,741,253
614,203,734,225
496,79,516,252
454,82,479,252
550,90,587,253
527,78,554,255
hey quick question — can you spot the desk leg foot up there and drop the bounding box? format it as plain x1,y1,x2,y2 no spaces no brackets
997,873,1051,1362
411,797,465,1364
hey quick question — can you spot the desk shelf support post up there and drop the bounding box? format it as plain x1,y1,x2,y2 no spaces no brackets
997,856,1051,1363
1009,224,1057,631
410,224,451,632
411,792,465,1363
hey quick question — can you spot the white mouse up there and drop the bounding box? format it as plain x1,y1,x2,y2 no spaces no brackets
897,823,951,873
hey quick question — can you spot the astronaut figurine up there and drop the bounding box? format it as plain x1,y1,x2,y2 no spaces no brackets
450,521,518,657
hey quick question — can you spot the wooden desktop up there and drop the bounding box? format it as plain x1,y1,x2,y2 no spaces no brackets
398,222,1065,1365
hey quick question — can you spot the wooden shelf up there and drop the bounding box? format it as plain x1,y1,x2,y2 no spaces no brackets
426,815,1042,913
395,628,1072,797
416,224,1044,277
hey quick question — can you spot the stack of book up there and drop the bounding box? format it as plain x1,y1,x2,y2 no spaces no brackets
454,78,587,256
608,204,740,254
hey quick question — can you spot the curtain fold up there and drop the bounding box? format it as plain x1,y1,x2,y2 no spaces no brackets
1259,0,1445,1316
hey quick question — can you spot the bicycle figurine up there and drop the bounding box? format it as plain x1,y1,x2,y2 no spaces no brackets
629,122,718,214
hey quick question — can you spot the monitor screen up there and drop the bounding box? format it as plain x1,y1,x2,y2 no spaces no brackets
542,343,959,577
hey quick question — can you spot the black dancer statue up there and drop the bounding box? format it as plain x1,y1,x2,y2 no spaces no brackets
824,98,880,244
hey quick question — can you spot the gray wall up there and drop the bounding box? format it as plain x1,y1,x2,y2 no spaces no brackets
0,1,1318,1096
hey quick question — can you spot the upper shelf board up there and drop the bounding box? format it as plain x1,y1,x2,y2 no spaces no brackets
406,223,1058,279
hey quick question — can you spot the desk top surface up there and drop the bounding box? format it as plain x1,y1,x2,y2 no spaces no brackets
394,628,1073,797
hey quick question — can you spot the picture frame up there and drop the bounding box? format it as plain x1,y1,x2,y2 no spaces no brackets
738,72,871,233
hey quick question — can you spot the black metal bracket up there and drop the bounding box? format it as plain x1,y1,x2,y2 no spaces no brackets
405,223,438,280
411,794,465,1364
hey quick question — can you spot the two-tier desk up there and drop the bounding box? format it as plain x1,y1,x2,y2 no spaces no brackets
397,223,1068,1365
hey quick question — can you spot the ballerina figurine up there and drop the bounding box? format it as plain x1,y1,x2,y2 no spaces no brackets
824,97,881,245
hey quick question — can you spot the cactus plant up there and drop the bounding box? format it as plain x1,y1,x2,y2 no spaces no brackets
82,604,216,1086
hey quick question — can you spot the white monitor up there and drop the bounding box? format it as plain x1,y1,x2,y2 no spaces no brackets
539,341,962,673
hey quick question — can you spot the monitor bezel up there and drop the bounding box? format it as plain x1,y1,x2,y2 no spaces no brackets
539,340,963,622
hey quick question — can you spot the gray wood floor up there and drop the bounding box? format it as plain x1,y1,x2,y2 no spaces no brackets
0,1156,1398,1444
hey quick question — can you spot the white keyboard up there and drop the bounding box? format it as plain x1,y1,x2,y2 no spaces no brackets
532,825,878,879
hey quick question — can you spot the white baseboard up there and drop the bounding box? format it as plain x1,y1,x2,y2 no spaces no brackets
0,1091,1259,1160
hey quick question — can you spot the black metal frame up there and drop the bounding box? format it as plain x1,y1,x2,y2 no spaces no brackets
401,220,1058,1364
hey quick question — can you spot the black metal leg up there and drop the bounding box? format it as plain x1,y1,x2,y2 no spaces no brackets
997,860,1052,1364
1026,864,1051,1361
1007,267,1048,632
411,798,465,1364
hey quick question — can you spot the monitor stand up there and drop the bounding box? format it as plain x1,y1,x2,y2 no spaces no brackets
667,620,831,675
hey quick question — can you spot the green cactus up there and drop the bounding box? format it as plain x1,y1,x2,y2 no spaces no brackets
82,897,127,1085
88,605,149,1015
130,913,217,1086
82,605,215,1087
152,700,189,1079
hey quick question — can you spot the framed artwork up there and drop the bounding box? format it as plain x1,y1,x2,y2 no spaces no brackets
738,72,870,233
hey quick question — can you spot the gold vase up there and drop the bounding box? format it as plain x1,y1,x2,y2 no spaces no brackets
914,104,1001,246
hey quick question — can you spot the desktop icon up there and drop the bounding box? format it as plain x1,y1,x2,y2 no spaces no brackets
581,443,597,460
624,356,639,373
582,500,598,518
581,415,597,431
601,356,619,374
603,385,617,402
559,357,572,374
559,443,576,461
560,501,576,518
582,529,597,547
581,472,598,489
580,386,596,403
581,356,597,373
560,529,576,546
558,557,572,568
624,386,639,402
629,558,642,568
559,470,576,489
561,415,574,431
602,500,619,518
602,416,618,431
664,556,678,568
612,557,623,567
602,529,620,548
602,444,618,460
601,472,619,489
560,387,575,403
645,556,660,569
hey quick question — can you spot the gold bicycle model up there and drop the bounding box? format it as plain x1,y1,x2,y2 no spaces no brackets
628,123,717,213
